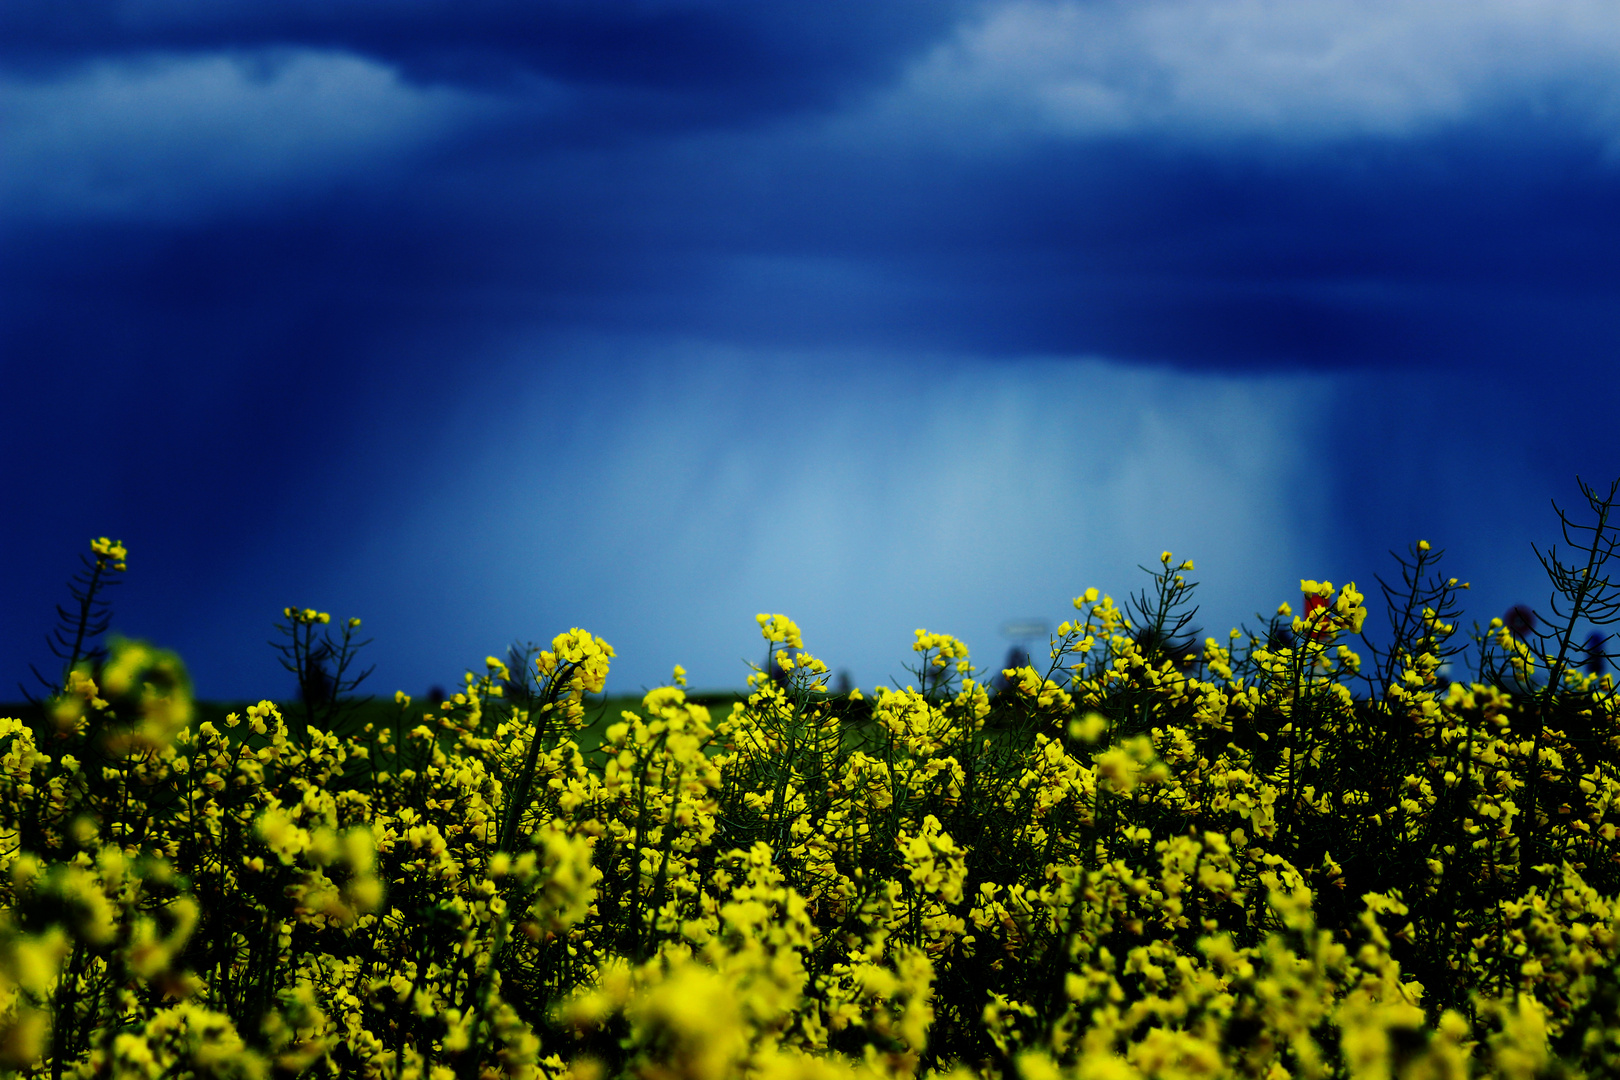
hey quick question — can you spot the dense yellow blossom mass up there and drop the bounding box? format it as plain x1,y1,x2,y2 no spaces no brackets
3,529,1620,1078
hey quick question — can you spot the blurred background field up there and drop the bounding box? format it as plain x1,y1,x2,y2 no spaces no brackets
0,693,751,764
0,685,1040,775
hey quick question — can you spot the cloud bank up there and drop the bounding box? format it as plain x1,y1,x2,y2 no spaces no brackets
887,0,1620,145
0,50,494,221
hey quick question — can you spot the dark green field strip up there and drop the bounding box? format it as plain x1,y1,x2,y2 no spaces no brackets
0,693,756,769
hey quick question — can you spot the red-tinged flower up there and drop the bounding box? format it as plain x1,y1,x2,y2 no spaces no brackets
1303,593,1332,641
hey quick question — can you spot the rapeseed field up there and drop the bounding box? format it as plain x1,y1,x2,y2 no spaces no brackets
3,479,1619,1079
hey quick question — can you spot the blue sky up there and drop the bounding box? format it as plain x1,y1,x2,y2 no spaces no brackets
4,0,1618,700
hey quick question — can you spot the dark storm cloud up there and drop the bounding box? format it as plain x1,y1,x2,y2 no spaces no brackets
5,0,1620,695
8,0,1620,374
0,0,966,131
12,120,1618,371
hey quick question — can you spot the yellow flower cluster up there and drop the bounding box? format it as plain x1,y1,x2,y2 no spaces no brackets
537,629,616,722
89,538,127,574
3,546,1620,1079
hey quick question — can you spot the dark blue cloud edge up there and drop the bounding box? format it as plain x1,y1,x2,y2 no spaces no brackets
0,0,970,131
